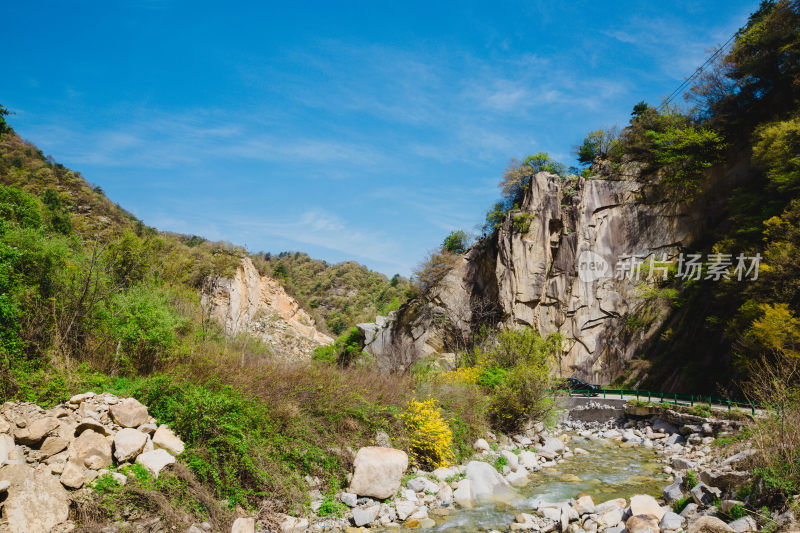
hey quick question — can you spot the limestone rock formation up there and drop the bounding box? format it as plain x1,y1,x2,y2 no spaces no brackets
360,165,747,385
202,257,333,359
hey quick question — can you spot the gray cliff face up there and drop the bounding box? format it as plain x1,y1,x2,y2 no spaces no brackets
361,163,748,383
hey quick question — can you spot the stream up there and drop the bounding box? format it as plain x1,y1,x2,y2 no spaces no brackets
392,434,667,532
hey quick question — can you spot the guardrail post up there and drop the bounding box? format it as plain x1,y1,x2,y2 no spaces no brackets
727,400,731,411
691,395,694,407
603,389,606,399
751,402,755,416
620,390,623,400
636,390,640,401
660,392,664,404
648,391,651,402
673,393,677,405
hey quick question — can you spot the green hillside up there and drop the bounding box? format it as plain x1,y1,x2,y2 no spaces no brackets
255,251,410,335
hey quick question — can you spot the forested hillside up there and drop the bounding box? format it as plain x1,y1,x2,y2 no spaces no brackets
255,251,410,335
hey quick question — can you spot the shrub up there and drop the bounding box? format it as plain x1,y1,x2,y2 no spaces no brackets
672,495,692,513
412,250,460,296
103,285,184,373
753,115,800,194
481,329,561,432
576,128,620,166
317,493,346,517
685,470,699,489
401,399,454,469
476,365,507,389
312,327,366,367
647,125,727,199
442,230,471,254
437,365,484,386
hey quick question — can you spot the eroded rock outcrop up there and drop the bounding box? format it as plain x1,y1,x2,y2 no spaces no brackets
202,257,333,359
361,163,748,384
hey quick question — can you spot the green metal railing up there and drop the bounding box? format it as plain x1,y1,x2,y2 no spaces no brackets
563,387,758,416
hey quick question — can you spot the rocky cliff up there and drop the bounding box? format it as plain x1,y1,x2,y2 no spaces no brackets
202,257,333,358
360,161,749,384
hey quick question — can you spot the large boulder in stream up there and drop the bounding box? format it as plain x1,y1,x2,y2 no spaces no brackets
464,460,516,504
348,446,408,499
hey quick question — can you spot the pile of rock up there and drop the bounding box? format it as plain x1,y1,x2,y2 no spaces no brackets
0,392,185,532
508,493,682,533
565,412,764,532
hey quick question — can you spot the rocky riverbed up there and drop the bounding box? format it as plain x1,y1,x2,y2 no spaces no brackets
289,403,788,533
1,395,792,533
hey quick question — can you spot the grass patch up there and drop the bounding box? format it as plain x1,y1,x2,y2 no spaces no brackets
672,495,692,513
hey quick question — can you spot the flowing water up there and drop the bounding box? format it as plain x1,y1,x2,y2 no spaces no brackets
393,434,667,532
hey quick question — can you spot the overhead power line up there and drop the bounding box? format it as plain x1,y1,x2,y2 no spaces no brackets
659,32,738,109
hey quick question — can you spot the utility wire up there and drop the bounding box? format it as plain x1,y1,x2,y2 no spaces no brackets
659,32,738,109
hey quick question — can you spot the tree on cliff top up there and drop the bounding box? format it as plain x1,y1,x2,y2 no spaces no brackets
499,153,566,206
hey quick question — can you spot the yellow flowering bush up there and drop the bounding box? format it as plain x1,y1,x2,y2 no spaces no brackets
400,399,454,469
437,364,483,385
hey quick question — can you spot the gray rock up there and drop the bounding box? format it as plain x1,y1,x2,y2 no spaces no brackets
660,511,685,530
671,456,696,471
699,470,751,491
663,475,684,503
352,505,381,527
473,438,491,452
653,419,679,434
231,517,255,533
680,503,699,519
407,476,439,493
135,448,175,478
721,450,757,469
340,492,357,507
453,479,476,508
465,461,516,505
0,463,70,532
691,482,721,506
109,398,150,428
537,437,565,454
152,425,185,456
727,516,757,532
688,515,735,532
665,433,686,446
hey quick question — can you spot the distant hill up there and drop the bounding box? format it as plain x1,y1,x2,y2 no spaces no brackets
255,251,411,335
0,125,406,336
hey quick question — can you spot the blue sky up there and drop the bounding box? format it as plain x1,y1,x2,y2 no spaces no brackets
3,1,757,276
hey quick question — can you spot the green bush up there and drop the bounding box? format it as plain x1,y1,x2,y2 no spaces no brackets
672,495,692,513
312,327,366,367
317,493,346,517
476,365,507,389
103,285,184,373
442,230,470,254
480,329,561,432
646,125,727,199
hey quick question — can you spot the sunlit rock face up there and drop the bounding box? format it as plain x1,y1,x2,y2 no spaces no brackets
203,257,333,359
361,162,748,383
